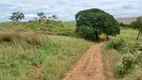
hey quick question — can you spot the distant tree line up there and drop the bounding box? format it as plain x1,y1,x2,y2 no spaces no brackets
8,11,64,34
119,22,131,28
9,11,58,22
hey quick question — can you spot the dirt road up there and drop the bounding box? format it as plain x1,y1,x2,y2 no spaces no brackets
63,43,105,80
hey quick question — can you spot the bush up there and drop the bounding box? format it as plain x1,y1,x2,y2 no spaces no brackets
117,53,136,77
135,51,142,65
116,50,142,77
127,43,138,54
107,38,126,51
117,62,127,77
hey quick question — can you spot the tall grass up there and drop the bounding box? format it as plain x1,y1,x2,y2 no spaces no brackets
0,31,93,80
0,21,77,36
102,42,122,80
37,35,93,80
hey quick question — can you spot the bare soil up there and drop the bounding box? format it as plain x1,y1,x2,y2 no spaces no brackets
63,43,105,80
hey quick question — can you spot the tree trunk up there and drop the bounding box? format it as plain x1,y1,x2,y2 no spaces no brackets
106,34,108,38
95,31,99,41
136,31,141,40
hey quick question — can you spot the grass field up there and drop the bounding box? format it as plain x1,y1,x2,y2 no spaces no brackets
0,21,94,80
110,28,142,41
0,33,93,80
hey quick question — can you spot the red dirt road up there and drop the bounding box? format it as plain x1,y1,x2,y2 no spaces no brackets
64,43,105,80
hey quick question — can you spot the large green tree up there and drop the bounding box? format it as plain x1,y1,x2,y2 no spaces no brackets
9,12,24,22
75,8,120,41
131,16,142,40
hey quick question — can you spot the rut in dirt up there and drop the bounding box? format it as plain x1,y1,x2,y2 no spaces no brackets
64,43,105,80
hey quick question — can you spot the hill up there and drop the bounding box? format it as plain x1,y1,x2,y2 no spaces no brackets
116,17,137,24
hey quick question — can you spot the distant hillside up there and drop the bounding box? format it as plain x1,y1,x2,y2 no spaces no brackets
116,17,137,24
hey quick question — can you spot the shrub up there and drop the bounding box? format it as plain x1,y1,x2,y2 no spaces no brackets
117,53,136,77
135,51,142,65
116,50,142,77
127,43,138,54
107,38,126,51
117,62,127,77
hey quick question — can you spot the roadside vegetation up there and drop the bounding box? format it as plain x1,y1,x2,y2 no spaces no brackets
102,16,142,80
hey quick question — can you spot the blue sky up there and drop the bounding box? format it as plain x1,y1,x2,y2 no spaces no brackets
0,0,142,22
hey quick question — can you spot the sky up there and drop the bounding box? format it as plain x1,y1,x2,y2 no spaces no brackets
0,0,142,22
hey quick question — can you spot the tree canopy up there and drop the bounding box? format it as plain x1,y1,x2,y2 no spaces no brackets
9,12,24,22
131,16,142,40
36,12,47,22
75,8,120,41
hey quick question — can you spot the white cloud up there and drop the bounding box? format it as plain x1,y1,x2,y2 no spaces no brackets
0,0,142,21
25,14,37,18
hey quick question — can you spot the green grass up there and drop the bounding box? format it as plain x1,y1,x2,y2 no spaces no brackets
0,34,93,80
110,28,142,41
0,21,77,37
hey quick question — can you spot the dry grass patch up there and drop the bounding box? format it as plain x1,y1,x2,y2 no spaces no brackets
0,30,50,46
